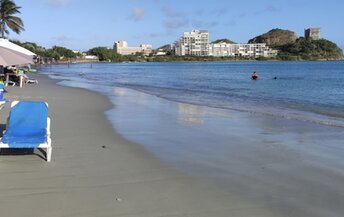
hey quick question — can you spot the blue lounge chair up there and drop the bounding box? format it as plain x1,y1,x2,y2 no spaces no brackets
0,101,52,162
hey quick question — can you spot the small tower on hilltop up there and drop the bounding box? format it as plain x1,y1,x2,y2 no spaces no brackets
304,28,320,40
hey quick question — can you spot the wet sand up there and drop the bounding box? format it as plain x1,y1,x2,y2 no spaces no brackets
105,86,344,217
0,74,343,217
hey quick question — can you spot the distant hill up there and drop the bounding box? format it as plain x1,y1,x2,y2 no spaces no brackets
157,44,173,50
249,28,343,60
211,39,236,44
156,44,173,55
276,38,344,60
248,28,297,47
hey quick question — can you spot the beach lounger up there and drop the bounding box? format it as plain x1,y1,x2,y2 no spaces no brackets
0,101,52,162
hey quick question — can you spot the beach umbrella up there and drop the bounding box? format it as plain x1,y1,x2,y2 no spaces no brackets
0,38,36,66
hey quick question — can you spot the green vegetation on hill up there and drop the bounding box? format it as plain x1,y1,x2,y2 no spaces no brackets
249,28,344,60
275,38,344,60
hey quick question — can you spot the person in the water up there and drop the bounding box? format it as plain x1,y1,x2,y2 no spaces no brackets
252,71,258,80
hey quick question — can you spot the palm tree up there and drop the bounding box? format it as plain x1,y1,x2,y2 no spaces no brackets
0,0,24,38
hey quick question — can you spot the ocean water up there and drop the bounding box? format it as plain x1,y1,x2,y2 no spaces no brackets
40,61,344,128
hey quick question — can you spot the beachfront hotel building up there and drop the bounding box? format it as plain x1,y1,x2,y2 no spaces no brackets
174,30,209,56
209,42,278,58
113,41,152,55
304,28,320,40
174,29,277,57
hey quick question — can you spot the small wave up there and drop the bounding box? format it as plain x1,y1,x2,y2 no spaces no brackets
118,84,344,128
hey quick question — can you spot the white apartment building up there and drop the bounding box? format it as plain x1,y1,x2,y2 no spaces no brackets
114,41,152,55
175,30,209,56
209,42,278,58
174,30,277,57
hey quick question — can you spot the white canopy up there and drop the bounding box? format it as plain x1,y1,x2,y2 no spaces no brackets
0,38,36,66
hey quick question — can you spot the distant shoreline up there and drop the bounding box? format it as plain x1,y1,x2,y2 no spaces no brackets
47,57,344,65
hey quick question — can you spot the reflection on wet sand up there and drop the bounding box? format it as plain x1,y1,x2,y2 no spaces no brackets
114,87,149,105
177,103,205,125
113,87,127,96
105,86,344,217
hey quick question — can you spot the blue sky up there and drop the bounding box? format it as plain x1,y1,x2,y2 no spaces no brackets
11,0,344,51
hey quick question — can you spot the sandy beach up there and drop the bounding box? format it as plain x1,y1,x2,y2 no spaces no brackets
1,73,344,217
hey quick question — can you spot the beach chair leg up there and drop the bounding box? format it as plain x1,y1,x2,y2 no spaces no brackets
20,76,23,88
46,147,52,162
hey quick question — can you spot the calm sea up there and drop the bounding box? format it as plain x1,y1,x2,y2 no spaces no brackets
40,61,344,128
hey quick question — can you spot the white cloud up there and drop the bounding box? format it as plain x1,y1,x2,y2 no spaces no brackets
132,32,169,40
161,5,183,18
159,4,189,31
192,20,219,29
164,18,189,29
129,7,145,22
254,5,281,15
212,8,228,16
